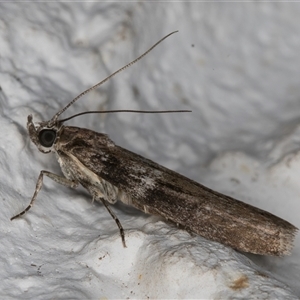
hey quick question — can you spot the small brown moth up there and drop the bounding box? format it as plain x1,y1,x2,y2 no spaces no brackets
11,32,297,256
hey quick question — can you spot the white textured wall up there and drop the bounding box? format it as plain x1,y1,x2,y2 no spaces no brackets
1,3,299,299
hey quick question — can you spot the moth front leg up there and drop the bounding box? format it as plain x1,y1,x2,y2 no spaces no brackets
11,170,79,220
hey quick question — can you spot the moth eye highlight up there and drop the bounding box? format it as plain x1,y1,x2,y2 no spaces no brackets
39,130,56,147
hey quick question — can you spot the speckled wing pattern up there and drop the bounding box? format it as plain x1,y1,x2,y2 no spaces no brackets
58,126,298,256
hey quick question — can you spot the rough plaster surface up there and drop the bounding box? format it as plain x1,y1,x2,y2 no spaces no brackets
0,3,299,299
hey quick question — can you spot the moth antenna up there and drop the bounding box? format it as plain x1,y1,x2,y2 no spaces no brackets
59,109,191,123
50,31,179,125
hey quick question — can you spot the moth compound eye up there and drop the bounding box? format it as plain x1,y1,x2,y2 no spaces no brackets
39,130,57,147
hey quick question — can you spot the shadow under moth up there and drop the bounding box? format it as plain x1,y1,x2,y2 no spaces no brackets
11,31,298,256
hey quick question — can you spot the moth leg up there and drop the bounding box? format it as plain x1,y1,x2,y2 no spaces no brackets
99,198,127,248
11,170,79,221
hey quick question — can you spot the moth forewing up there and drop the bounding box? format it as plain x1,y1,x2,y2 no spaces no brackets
67,130,297,256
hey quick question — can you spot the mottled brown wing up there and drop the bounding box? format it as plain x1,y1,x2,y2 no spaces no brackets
60,126,297,256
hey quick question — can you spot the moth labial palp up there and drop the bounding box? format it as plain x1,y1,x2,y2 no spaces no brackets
11,31,298,256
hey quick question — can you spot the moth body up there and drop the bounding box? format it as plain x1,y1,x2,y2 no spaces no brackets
21,116,298,256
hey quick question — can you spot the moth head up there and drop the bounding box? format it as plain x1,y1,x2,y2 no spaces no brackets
27,114,63,154
25,32,181,153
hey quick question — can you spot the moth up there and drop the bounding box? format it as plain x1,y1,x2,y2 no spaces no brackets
11,31,297,256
